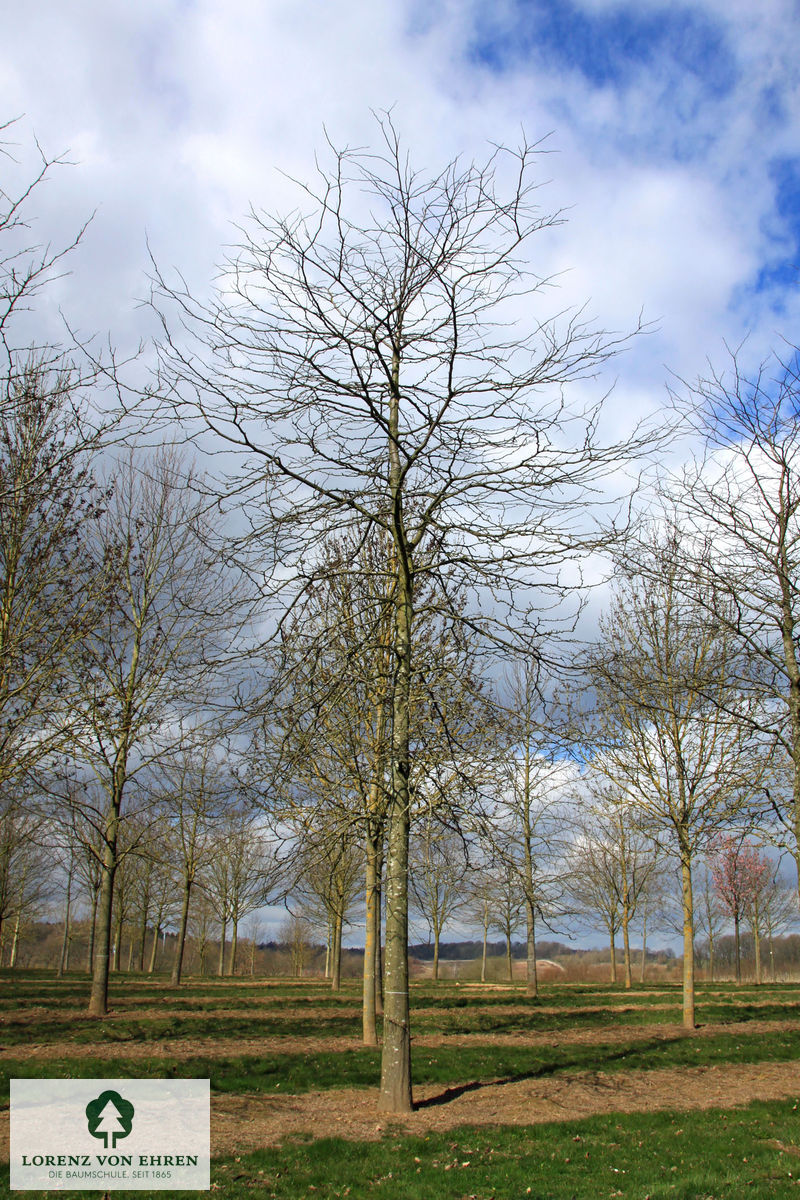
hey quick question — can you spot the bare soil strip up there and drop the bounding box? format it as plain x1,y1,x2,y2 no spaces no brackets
1,1059,797,1162
210,1060,800,1153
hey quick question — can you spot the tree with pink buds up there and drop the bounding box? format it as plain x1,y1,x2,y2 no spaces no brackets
709,837,772,983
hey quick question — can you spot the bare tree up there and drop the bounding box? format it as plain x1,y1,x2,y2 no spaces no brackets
265,529,495,1031
672,348,800,900
464,862,496,984
567,820,623,983
221,806,277,976
584,528,767,1026
292,808,362,991
0,362,109,795
760,865,798,981
279,913,313,978
0,118,90,390
694,858,726,983
570,786,659,989
0,787,53,965
409,813,467,982
488,862,525,983
69,449,230,1017
155,118,651,1110
160,744,228,986
261,528,393,1030
709,835,772,984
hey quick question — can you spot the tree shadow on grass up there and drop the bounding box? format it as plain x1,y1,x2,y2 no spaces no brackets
414,1039,659,1110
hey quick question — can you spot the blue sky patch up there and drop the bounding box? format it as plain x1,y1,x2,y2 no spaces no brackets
467,0,737,99
752,157,800,301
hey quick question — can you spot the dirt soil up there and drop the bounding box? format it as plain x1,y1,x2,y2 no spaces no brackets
3,1019,800,1158
209,1060,800,1154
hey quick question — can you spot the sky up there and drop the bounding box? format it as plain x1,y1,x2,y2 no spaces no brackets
3,0,799,407
6,0,800,949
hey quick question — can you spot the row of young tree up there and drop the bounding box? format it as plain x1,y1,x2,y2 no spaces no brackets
5,769,797,993
3,114,800,1112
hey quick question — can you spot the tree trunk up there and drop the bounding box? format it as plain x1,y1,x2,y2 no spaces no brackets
379,372,414,1116
708,924,715,984
87,884,100,974
148,923,160,974
217,919,226,977
9,908,22,967
777,555,800,907
525,897,538,998
752,897,762,986
171,875,193,986
432,925,440,983
362,829,380,1044
734,911,741,984
680,847,695,1029
112,901,124,973
58,856,74,977
609,932,617,984
137,911,148,973
505,930,513,982
622,905,632,990
481,900,489,984
379,784,412,1112
230,916,239,977
375,872,384,1015
640,903,647,984
88,835,118,1017
331,910,343,991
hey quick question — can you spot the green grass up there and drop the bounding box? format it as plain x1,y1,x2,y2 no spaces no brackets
6,973,800,1046
0,1011,363,1046
4,1024,800,1102
4,973,800,1197
4,1099,800,1199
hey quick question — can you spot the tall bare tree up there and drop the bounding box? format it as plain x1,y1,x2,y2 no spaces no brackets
694,858,726,983
155,118,651,1110
569,788,660,989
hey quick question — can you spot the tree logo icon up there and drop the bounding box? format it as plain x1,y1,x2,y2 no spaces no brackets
85,1090,135,1149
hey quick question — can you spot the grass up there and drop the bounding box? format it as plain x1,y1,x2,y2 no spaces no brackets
201,1099,800,1200
0,1011,363,1046
4,972,800,1197
6,973,800,1046
3,1023,800,1102
3,1099,800,1199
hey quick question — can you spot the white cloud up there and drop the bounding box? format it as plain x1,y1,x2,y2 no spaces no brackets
1,0,798,415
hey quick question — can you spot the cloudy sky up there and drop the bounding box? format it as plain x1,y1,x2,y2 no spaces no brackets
5,0,799,948
3,0,799,420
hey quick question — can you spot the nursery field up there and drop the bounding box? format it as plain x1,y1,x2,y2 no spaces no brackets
2,971,800,1198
